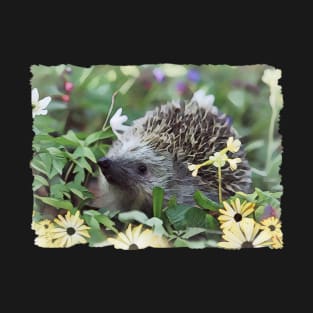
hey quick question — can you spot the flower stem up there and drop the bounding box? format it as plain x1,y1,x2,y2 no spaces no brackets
218,165,222,204
266,107,276,172
102,91,118,131
64,162,74,182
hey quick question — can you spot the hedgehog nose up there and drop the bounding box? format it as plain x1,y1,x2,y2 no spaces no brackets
98,157,111,169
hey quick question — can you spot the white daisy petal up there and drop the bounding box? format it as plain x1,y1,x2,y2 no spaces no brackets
253,230,272,247
32,88,39,103
38,96,51,109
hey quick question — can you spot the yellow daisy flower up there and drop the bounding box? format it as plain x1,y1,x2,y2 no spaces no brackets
51,211,90,248
218,218,272,249
260,216,282,237
226,137,241,153
32,219,54,235
218,198,255,229
35,233,59,248
271,234,283,249
227,158,242,171
107,224,169,250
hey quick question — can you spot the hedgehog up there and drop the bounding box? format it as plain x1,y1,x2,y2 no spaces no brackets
89,90,252,215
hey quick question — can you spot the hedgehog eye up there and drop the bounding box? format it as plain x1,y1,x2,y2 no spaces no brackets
137,164,147,175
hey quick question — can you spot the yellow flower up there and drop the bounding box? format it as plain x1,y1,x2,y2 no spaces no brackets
107,224,169,250
218,198,255,229
260,216,282,237
218,219,272,249
271,234,283,249
32,219,54,235
209,151,228,167
188,163,201,177
226,137,241,153
227,158,242,171
51,211,90,248
35,233,59,248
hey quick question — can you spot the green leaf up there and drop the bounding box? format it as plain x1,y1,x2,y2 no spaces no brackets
53,158,67,175
185,207,219,229
255,188,281,208
204,214,220,230
84,130,115,146
34,174,49,187
193,190,220,211
167,196,177,208
173,238,208,249
54,136,80,147
95,215,117,233
50,183,69,199
48,167,60,180
63,130,82,145
35,195,73,210
235,190,258,202
88,229,108,247
31,158,49,176
118,210,149,224
72,146,85,159
165,205,191,230
83,210,101,217
46,147,65,156
69,188,85,199
145,217,168,236
83,147,97,163
245,140,265,152
83,214,101,230
255,205,265,221
76,157,93,173
73,166,85,184
153,187,164,218
39,153,53,174
181,227,208,239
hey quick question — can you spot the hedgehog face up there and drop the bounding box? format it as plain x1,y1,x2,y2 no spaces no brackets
94,140,174,214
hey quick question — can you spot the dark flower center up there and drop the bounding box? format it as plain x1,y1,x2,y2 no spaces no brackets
269,225,276,231
241,241,254,248
67,227,76,236
129,244,139,250
234,213,242,222
44,224,49,229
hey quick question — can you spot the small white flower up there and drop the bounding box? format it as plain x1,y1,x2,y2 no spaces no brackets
209,151,228,168
191,89,215,109
32,88,51,118
226,136,241,153
227,158,242,171
110,108,130,140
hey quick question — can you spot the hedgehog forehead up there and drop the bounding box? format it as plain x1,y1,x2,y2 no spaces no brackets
107,138,165,164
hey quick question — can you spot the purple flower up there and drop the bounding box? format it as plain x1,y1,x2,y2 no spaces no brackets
260,205,278,220
187,69,201,83
152,68,165,83
176,81,188,94
225,116,233,126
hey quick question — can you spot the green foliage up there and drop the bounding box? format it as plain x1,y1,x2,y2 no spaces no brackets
152,186,164,218
193,190,220,211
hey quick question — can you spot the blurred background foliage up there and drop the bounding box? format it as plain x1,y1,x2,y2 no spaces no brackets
31,64,282,193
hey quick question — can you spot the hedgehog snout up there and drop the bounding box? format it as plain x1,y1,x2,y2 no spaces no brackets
98,157,111,170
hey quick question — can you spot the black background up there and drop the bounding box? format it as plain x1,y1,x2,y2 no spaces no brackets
4,4,304,310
